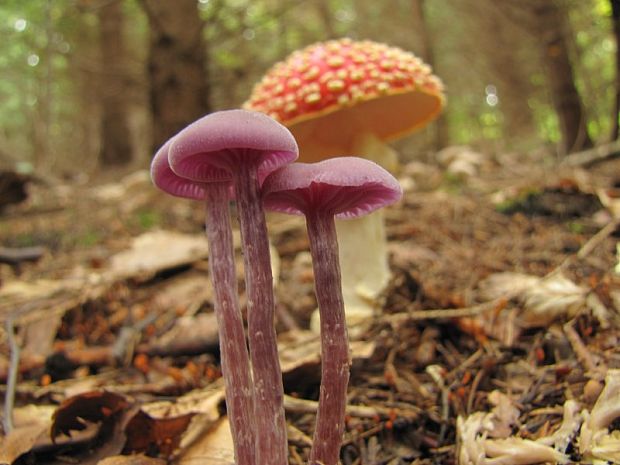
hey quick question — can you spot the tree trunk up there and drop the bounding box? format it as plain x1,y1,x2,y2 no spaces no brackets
533,0,592,154
481,0,539,147
411,0,449,150
611,0,620,140
35,0,54,172
98,0,133,166
315,0,337,39
140,0,211,153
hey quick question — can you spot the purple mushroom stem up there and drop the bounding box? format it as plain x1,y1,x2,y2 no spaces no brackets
204,181,256,465
233,159,288,464
306,209,349,465
262,158,402,465
150,145,255,465
169,110,298,465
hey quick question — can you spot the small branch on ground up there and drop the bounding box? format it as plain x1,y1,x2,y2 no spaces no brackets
560,139,620,167
3,315,20,434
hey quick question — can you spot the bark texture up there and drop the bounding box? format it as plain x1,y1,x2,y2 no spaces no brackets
481,0,539,145
611,0,620,140
411,0,449,149
532,0,592,153
140,0,211,152
98,0,133,166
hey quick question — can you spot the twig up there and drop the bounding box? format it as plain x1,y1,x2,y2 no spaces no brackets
386,299,504,326
283,394,419,420
563,321,603,377
466,367,486,415
560,139,620,167
554,218,620,273
426,365,450,446
289,445,305,465
3,315,20,433
0,246,46,265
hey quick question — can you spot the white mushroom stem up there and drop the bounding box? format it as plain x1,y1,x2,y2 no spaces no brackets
350,132,399,173
311,133,399,330
334,212,390,323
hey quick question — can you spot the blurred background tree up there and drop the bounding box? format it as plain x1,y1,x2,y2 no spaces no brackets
0,0,616,177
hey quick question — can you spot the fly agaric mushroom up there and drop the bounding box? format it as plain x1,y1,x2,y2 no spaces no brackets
169,109,297,465
150,140,255,465
262,157,402,465
244,38,444,328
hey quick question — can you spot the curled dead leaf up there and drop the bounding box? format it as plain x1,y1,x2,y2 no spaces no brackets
123,410,194,457
51,391,131,440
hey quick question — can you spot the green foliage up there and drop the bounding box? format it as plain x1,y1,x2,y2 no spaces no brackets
569,0,616,141
566,221,586,234
135,209,161,231
75,230,101,247
0,1,91,170
0,0,617,176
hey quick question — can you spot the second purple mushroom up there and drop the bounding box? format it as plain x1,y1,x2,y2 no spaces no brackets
262,157,402,465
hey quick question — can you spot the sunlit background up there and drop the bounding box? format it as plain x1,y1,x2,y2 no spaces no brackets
0,0,615,176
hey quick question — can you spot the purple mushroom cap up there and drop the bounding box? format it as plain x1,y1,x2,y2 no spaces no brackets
169,109,299,182
150,139,212,200
262,157,403,218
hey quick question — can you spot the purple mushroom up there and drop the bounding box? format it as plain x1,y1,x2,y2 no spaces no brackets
151,140,255,465
262,158,402,465
169,109,298,465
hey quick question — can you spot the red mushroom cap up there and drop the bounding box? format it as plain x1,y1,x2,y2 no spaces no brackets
150,139,211,200
262,157,402,219
169,109,298,181
244,38,445,162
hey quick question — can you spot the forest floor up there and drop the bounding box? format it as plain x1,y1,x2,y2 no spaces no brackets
0,149,619,465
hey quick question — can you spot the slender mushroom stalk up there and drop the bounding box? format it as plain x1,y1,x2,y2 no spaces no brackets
150,142,255,465
305,209,349,465
169,109,298,465
262,158,402,465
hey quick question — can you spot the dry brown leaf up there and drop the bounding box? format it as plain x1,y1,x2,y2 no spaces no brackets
597,187,620,219
278,329,375,379
175,417,235,465
150,273,213,316
0,423,50,464
147,313,219,356
108,230,209,280
478,272,586,328
140,384,224,420
123,410,194,457
579,369,620,462
123,384,225,457
51,390,131,440
278,330,322,377
97,453,167,465
21,312,63,358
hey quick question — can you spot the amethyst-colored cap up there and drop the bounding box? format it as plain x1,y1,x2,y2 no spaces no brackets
262,157,403,219
169,109,299,181
151,139,213,200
